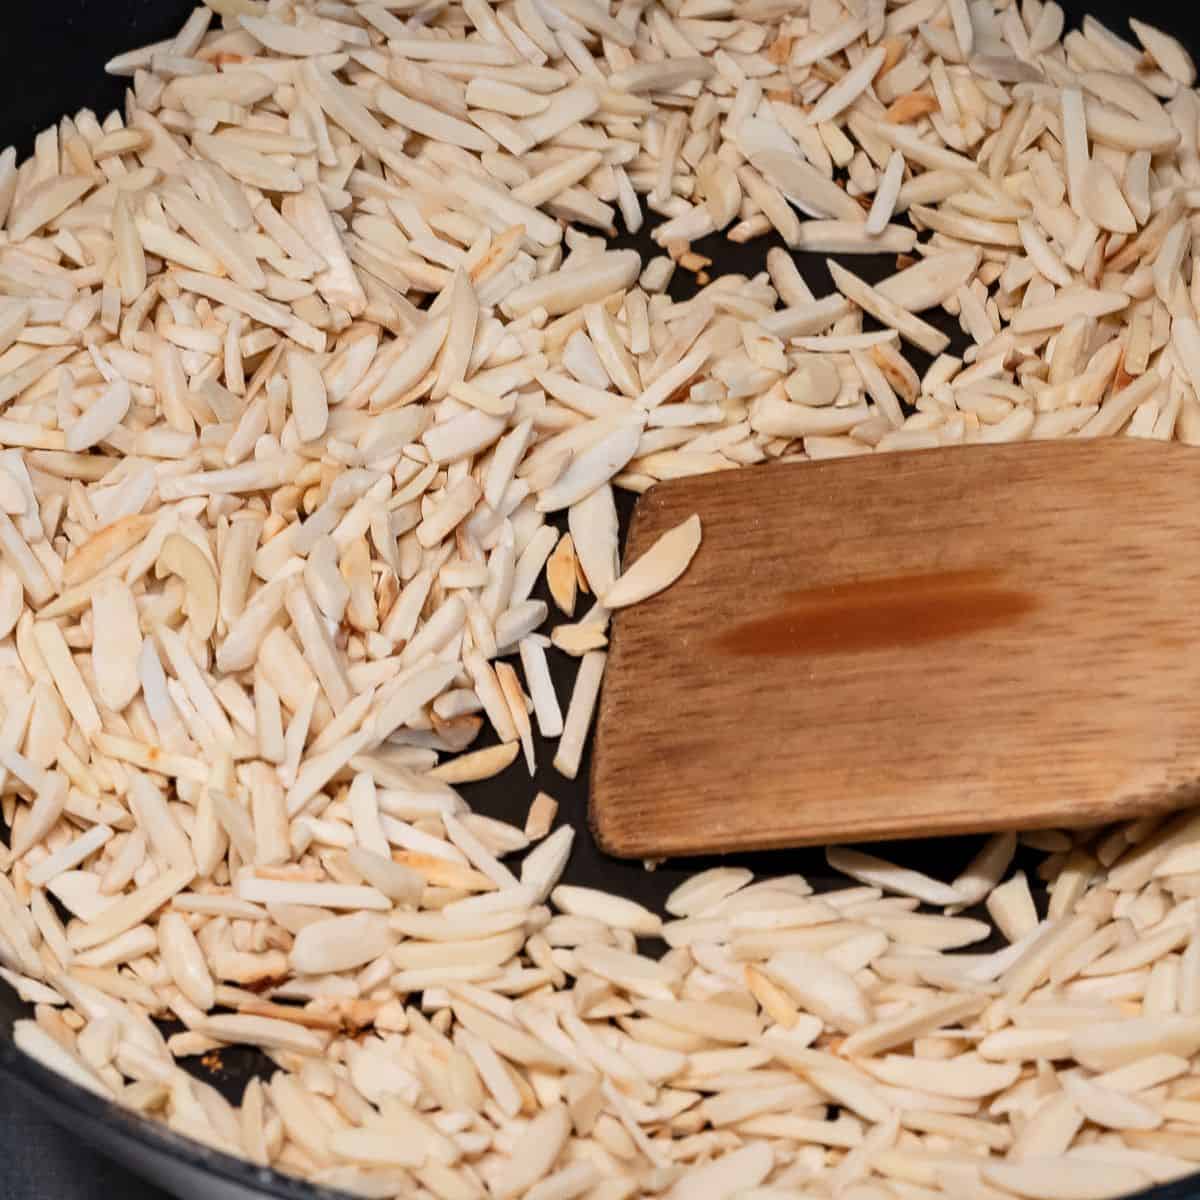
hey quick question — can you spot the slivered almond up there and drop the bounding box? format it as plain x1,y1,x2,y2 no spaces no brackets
546,533,578,617
765,949,871,1033
429,741,520,784
89,577,142,712
886,92,940,123
154,534,218,641
603,514,701,610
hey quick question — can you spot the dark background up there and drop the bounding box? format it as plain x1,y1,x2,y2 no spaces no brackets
1,2,1199,1199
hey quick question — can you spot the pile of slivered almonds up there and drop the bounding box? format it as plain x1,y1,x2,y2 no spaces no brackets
1,0,1200,1196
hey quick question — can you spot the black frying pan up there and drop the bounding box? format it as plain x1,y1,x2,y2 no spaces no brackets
0,3,1197,1198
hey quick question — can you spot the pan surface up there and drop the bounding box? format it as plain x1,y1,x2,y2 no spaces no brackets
0,2,1197,1198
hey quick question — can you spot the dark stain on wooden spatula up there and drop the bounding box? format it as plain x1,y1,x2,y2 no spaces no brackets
590,439,1200,860
716,569,1038,658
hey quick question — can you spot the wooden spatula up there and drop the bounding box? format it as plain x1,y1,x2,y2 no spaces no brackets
590,439,1200,859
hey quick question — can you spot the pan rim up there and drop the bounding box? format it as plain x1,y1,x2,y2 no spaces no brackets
0,1033,356,1200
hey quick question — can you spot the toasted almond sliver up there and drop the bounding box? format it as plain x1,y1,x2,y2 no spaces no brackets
429,740,520,784
154,534,218,642
604,514,701,610
1129,17,1196,85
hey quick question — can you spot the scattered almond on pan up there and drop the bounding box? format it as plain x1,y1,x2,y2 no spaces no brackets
0,0,1198,1197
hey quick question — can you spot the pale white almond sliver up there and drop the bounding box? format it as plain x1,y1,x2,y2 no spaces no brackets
666,1142,773,1200
65,379,131,452
865,151,904,237
33,621,101,738
1061,88,1089,213
875,249,981,313
90,576,143,713
346,847,424,906
521,825,575,904
551,885,662,936
500,250,640,319
536,423,643,513
291,911,394,975
828,260,949,356
568,485,620,597
1070,1017,1200,1070
862,1052,1020,1099
9,175,93,242
199,1013,325,1055
287,349,329,443
326,1128,425,1170
240,13,343,54
983,1158,1150,1200
489,1104,572,1200
112,192,146,305
751,150,864,222
666,868,754,918
128,771,196,875
553,650,606,780
11,771,67,859
518,637,563,740
826,846,964,906
1082,159,1137,234
1059,1072,1162,1131
158,910,215,1012
237,876,391,911
806,45,887,127
603,514,701,610
765,949,871,1033
69,866,195,952
26,824,113,888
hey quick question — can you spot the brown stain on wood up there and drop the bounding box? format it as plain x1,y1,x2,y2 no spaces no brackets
715,569,1037,658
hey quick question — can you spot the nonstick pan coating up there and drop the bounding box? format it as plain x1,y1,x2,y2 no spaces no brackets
0,3,1197,1198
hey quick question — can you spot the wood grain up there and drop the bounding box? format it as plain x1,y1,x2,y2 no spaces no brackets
590,440,1200,859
